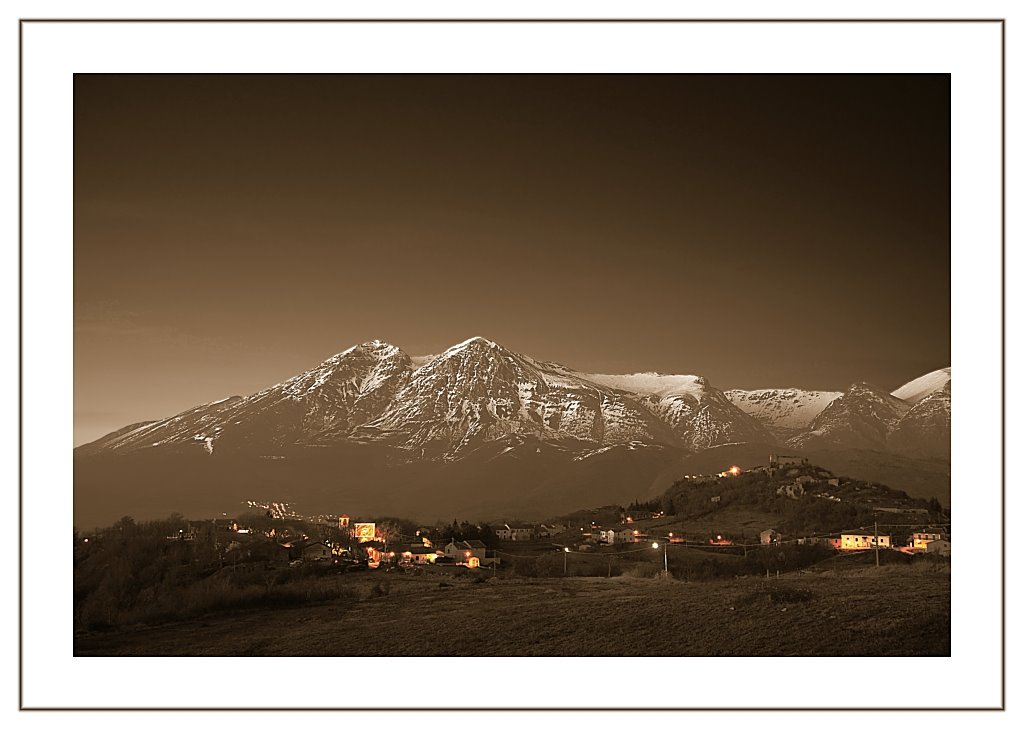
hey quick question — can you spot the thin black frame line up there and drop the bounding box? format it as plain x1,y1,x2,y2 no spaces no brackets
24,15,1007,712
1000,15,1007,715
14,706,1007,713
17,14,24,716
16,18,1009,23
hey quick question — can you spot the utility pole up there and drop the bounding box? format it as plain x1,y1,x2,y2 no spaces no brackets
874,520,880,568
563,547,569,577
663,541,669,575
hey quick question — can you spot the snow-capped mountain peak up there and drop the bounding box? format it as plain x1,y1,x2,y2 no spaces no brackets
788,381,910,451
889,379,951,459
581,371,773,451
75,337,951,470
358,338,677,458
892,367,951,405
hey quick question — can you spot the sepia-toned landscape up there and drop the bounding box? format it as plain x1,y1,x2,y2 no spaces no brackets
74,74,951,657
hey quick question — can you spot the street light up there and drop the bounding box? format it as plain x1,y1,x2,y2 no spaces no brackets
563,546,570,576
652,541,668,574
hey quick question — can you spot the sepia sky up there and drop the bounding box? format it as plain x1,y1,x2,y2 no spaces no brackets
74,74,950,446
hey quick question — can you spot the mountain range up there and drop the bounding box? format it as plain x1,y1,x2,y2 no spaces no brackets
74,337,951,528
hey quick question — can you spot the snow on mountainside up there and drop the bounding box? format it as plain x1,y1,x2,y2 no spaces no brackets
891,367,951,405
75,335,950,467
410,354,436,370
889,380,951,459
582,372,705,399
77,337,779,460
79,340,412,455
355,338,677,459
578,372,777,450
725,388,842,439
788,382,911,452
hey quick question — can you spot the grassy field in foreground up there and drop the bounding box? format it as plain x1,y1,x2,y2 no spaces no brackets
74,563,949,657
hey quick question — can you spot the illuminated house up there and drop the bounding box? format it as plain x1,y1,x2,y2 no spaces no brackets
760,529,781,545
399,544,439,565
840,533,891,550
911,531,944,550
443,539,490,567
496,522,535,541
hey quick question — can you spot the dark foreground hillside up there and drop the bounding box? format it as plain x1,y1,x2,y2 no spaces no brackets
75,563,949,657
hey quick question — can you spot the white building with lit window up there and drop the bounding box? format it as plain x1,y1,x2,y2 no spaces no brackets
911,531,944,550
840,533,891,550
443,539,492,567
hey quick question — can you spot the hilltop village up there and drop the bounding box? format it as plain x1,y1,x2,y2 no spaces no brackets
255,455,948,570
76,455,951,578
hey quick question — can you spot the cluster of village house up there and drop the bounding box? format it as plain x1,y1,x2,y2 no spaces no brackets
758,529,951,556
180,453,951,568
205,517,949,570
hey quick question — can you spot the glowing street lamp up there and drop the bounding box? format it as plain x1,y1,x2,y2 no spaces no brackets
653,541,668,574
563,546,570,576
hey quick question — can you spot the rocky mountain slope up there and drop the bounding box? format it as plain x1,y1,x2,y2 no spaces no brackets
76,340,413,456
788,382,911,451
888,380,951,459
353,338,678,459
572,372,775,452
79,337,765,460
